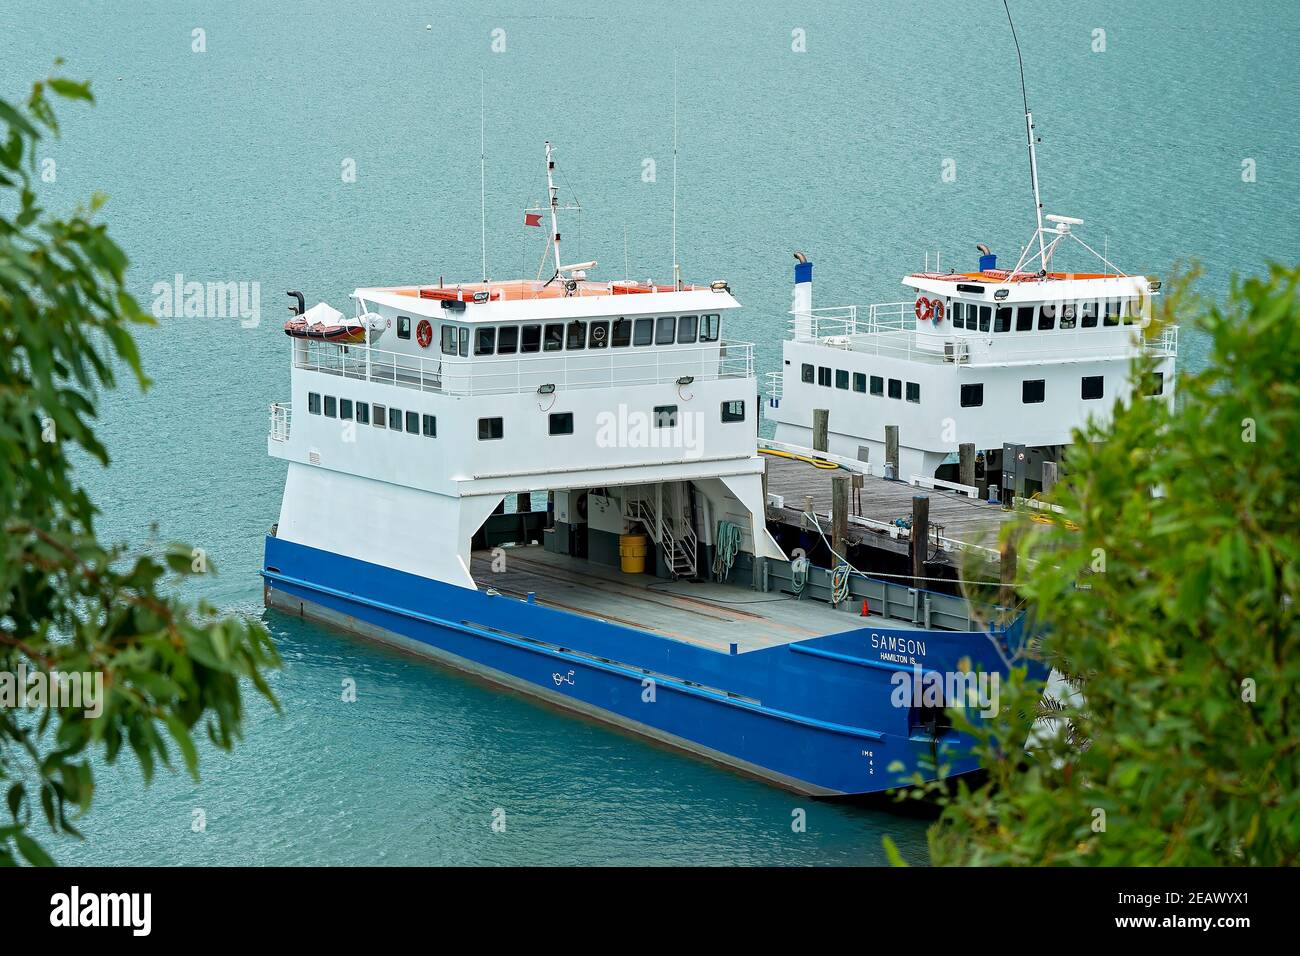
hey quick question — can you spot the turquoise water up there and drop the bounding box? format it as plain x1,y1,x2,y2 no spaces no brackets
4,0,1297,865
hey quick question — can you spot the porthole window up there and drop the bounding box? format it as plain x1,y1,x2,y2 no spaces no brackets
307,392,321,414
398,316,411,340
422,414,437,437
960,383,983,407
888,378,902,399
653,405,677,428
720,400,745,423
405,411,419,434
549,412,574,435
389,407,402,430
1023,379,1046,404
339,398,353,420
801,363,814,383
373,403,387,428
355,402,370,425
478,417,504,440
324,395,337,418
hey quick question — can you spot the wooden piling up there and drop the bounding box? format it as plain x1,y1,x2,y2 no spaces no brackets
959,442,976,489
999,530,1019,608
885,425,900,478
1041,460,1059,496
910,494,929,588
812,408,829,454
831,475,850,563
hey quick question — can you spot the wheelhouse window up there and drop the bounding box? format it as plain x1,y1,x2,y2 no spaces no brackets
441,325,457,355
458,328,468,357
1059,304,1078,330
835,369,849,390
373,403,386,428
549,412,574,435
655,315,676,345
544,323,565,351
721,400,745,423
960,383,984,407
906,382,921,403
355,402,370,425
521,324,542,353
977,306,991,332
870,375,884,396
994,307,1012,333
475,327,496,355
497,325,519,354
699,313,721,342
801,363,814,384
1103,300,1122,327
1080,302,1099,329
888,378,902,399
953,302,966,329
405,411,419,434
817,366,831,387
1023,379,1046,404
478,417,504,440
852,372,866,393
339,398,353,420
588,320,609,349
677,315,698,344
1015,306,1035,331
422,414,437,437
324,395,337,418
1143,371,1165,396
389,407,403,430
1038,304,1056,331
1081,375,1104,400
611,318,632,347
633,317,654,346
653,405,677,428
566,321,587,350
397,316,411,340
307,392,321,414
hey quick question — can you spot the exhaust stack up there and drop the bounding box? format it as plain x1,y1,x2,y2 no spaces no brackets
792,252,813,341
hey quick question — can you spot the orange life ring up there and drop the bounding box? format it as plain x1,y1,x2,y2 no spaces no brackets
416,319,433,348
932,300,946,322
915,297,933,321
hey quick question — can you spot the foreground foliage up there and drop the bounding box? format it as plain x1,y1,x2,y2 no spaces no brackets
0,71,279,865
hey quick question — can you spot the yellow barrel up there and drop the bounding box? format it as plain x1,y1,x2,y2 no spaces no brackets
619,533,649,573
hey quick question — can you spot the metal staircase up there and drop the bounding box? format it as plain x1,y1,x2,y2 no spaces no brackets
625,483,698,580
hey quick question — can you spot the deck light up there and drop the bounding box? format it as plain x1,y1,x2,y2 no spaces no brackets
537,384,556,395
994,288,1010,300
677,376,694,386
711,280,730,293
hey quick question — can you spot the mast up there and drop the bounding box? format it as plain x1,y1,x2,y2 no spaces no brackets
545,141,562,277
671,60,680,290
480,75,487,283
1004,1,1047,269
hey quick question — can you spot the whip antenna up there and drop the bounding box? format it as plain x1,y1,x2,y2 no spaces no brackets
1003,0,1046,267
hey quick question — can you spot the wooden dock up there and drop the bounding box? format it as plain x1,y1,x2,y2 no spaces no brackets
761,452,1013,567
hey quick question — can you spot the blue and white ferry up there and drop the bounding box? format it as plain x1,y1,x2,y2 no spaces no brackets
262,144,1018,796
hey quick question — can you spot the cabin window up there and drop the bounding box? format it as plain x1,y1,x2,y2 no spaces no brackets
1038,304,1057,331
1144,371,1165,396
994,307,1012,333
655,315,676,345
475,327,496,356
398,316,411,340
853,372,866,393
633,317,654,346
1015,306,1035,331
870,375,884,396
977,306,991,332
422,414,437,437
373,403,386,428
835,369,849,389
953,302,965,329
355,402,370,425
324,395,337,418
721,400,745,423
1059,304,1077,330
906,382,921,403
458,328,468,357
549,412,574,435
498,325,519,354
817,366,831,387
521,324,542,353
307,392,321,414
339,398,353,420
588,320,609,349
1104,300,1122,326
566,321,587,350
677,315,698,344
1081,375,1104,400
653,405,678,428
699,313,721,342
888,378,902,399
1081,301,1099,329
544,323,565,351
441,325,457,355
611,318,632,347
1023,379,1046,404
801,363,814,384
389,407,403,430
405,411,419,434
478,417,504,440
960,383,984,407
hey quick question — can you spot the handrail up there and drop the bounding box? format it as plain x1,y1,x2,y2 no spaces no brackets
293,338,754,396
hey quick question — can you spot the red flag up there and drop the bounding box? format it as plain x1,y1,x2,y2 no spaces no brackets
524,212,542,227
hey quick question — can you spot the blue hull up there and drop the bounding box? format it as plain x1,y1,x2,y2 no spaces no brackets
262,536,1013,795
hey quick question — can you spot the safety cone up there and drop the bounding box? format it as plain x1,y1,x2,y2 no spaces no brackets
860,599,870,617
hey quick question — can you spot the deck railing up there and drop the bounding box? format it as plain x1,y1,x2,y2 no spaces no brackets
269,402,291,442
292,338,754,396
